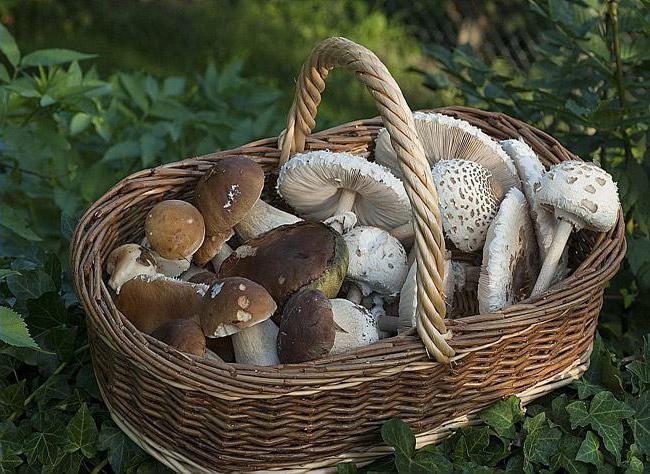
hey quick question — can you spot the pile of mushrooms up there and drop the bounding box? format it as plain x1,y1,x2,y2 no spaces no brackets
105,113,620,365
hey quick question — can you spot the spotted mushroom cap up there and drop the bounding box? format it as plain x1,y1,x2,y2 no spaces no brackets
277,150,410,229
330,298,380,355
536,161,619,232
375,112,520,190
343,226,408,296
199,277,277,338
478,188,539,313
145,200,205,260
432,159,505,252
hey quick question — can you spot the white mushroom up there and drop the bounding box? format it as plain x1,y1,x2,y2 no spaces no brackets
323,211,357,234
343,226,408,301
106,244,158,293
374,111,520,190
140,237,191,277
277,151,410,229
234,199,302,242
232,319,280,366
211,243,234,273
530,161,619,296
478,188,539,313
330,299,380,355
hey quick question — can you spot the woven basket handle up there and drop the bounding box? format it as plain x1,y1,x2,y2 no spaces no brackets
278,37,454,363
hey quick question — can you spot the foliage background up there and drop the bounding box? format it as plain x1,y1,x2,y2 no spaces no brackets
0,0,648,472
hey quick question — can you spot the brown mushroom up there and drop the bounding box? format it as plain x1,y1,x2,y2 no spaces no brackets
150,319,206,356
145,200,205,260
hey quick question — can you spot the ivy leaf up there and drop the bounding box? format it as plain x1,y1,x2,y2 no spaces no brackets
6,270,56,301
625,455,645,474
549,433,589,474
630,390,650,455
381,418,416,460
576,431,604,467
41,451,83,474
0,205,42,241
336,462,358,474
0,380,26,419
0,24,20,67
65,403,98,458
0,447,22,472
98,421,146,474
23,429,62,466
0,307,39,350
21,49,96,67
479,396,524,439
523,412,561,466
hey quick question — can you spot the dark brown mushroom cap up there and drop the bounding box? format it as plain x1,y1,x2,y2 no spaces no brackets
218,221,349,322
193,228,234,266
199,277,277,338
115,274,207,333
188,271,220,286
150,319,206,356
196,156,265,234
277,288,335,364
145,200,205,260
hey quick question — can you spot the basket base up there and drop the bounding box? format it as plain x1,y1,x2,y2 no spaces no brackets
101,345,591,474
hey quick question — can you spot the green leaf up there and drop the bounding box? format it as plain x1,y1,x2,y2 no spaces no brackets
336,462,358,474
21,49,96,67
0,380,26,415
24,428,63,466
381,418,416,459
98,422,146,474
102,140,140,163
65,403,98,458
630,390,650,455
523,412,561,466
0,24,20,67
549,433,589,474
0,307,39,349
479,396,523,439
119,73,149,112
69,113,92,136
576,431,604,467
0,447,22,472
162,76,186,96
6,270,56,301
0,205,42,241
625,455,644,474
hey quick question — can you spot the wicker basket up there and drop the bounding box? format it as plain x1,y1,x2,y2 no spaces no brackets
71,37,626,473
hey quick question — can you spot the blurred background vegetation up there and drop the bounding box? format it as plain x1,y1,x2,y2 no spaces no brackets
0,0,649,472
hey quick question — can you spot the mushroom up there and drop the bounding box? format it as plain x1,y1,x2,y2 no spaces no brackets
323,211,357,235
210,243,234,273
343,226,408,303
145,200,205,260
115,274,207,333
187,271,219,286
106,244,158,293
194,156,264,264
234,199,302,242
277,288,335,363
200,278,279,366
206,336,236,363
218,221,349,321
329,299,380,355
276,150,410,229
374,111,520,190
139,237,192,277
150,319,206,357
478,188,539,313
530,161,619,296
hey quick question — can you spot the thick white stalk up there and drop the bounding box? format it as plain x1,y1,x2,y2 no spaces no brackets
231,319,280,366
211,244,233,273
235,200,301,242
389,221,415,247
347,285,363,304
336,189,357,214
377,314,401,333
531,220,573,297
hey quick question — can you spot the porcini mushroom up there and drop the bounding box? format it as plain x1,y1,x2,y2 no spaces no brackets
530,161,619,296
374,111,520,190
145,200,205,260
234,199,302,242
277,288,335,363
150,319,206,357
343,226,408,302
106,243,158,293
478,188,539,313
195,156,264,263
277,150,410,229
330,299,380,355
218,221,349,320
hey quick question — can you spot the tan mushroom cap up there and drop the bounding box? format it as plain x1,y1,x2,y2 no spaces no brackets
199,277,277,338
106,243,158,293
145,200,205,260
150,319,206,357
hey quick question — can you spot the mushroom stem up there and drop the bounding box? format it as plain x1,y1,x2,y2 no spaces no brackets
530,220,573,297
231,319,280,366
377,315,401,333
336,189,357,214
389,221,415,246
235,199,301,242
211,244,233,273
347,285,363,304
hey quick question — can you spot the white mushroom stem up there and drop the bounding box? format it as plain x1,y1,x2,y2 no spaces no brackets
378,316,401,333
347,285,363,304
389,221,415,247
204,348,224,362
530,220,573,297
234,200,301,242
231,319,280,366
336,189,357,214
211,244,234,273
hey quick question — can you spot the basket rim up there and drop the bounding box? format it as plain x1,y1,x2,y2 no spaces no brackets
70,106,627,391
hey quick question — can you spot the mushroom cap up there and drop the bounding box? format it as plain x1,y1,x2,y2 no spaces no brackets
200,277,277,338
150,319,206,356
188,271,219,286
145,200,205,260
115,274,207,333
323,211,357,235
501,139,557,258
536,161,619,232
344,226,408,296
152,253,191,277
193,228,234,266
433,159,504,252
478,188,539,313
375,111,520,190
106,243,158,293
277,288,335,363
196,156,265,233
330,298,380,355
218,221,349,319
276,150,410,229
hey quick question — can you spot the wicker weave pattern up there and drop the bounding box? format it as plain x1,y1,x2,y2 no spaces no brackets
71,39,626,473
